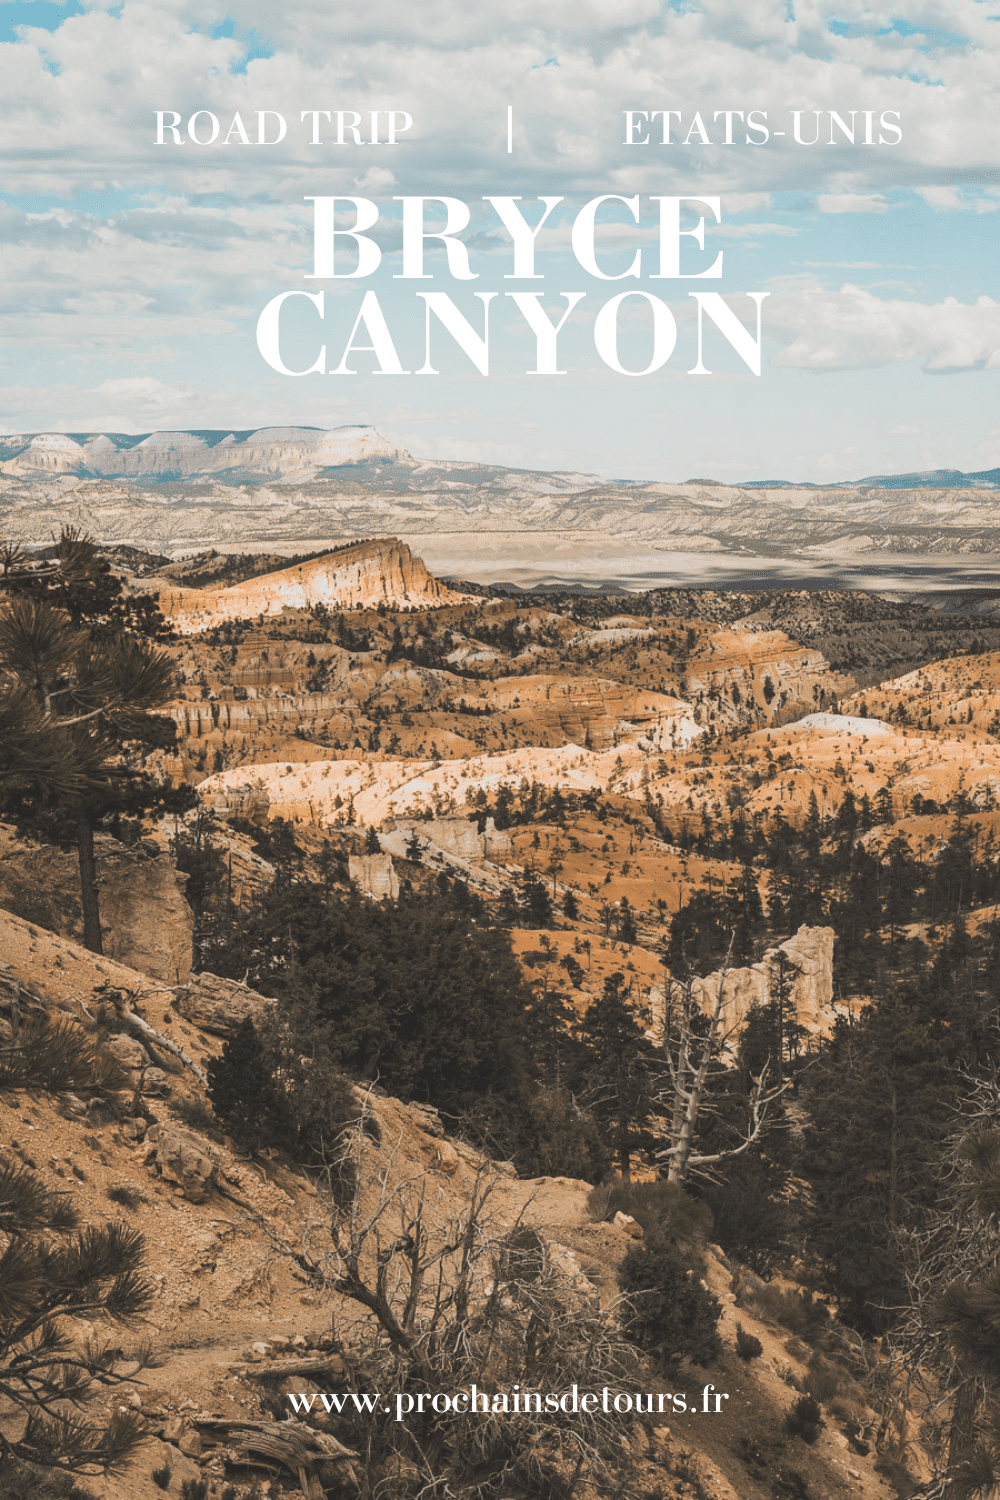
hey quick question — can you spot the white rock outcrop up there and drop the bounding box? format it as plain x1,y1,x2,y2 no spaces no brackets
349,853,400,901
655,925,836,1040
383,816,512,866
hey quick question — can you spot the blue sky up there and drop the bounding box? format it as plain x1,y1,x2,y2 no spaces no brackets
0,0,998,481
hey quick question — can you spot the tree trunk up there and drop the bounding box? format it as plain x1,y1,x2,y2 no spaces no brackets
618,1083,631,1181
946,1377,979,1494
77,811,103,955
618,1124,631,1182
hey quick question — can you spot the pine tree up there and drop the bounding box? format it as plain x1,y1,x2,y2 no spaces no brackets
804,790,822,857
0,1169,153,1479
520,872,554,928
0,544,176,954
618,897,638,944
577,973,658,1181
0,1018,154,1481
206,1017,291,1154
618,1233,721,1372
801,987,963,1331
834,788,858,838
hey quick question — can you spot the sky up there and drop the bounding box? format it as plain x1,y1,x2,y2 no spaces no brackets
1,0,999,481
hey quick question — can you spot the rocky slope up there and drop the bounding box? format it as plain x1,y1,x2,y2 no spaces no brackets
0,888,897,1500
155,537,463,627
11,534,992,1497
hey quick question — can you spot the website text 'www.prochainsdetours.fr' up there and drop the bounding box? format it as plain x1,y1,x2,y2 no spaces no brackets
288,1385,731,1423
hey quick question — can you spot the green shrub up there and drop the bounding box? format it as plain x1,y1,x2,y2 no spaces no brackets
618,1234,721,1371
151,1463,171,1489
735,1325,763,1361
206,1017,292,1155
106,1183,144,1211
516,1089,610,1182
206,1017,358,1199
588,1177,712,1247
740,1282,832,1347
786,1395,823,1444
700,1161,792,1277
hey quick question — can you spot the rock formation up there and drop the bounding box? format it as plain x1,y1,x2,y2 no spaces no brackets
145,1122,220,1202
0,828,194,982
156,538,460,630
196,735,701,831
381,816,512,866
348,853,400,901
653,925,836,1041
175,971,276,1037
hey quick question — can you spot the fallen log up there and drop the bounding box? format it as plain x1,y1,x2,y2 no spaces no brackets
116,1002,208,1086
194,1416,358,1498
235,1355,346,1379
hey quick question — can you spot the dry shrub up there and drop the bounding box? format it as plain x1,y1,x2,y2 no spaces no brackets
587,1176,712,1248
827,1394,869,1429
874,1452,919,1498
786,1395,823,1444
306,1116,649,1499
740,1281,832,1348
806,1352,866,1409
735,1325,763,1361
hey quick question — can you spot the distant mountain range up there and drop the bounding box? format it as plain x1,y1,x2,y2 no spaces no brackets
0,426,407,482
3,426,1000,591
740,467,1000,491
1,426,998,491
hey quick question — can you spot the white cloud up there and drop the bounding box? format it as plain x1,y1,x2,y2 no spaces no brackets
772,283,1000,371
89,375,194,402
816,194,891,213
712,221,799,237
816,446,860,471
0,0,998,205
0,0,996,480
0,375,199,431
916,185,965,210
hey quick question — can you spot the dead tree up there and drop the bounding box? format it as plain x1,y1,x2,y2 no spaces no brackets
656,956,790,1185
302,1104,645,1499
890,1066,1000,1498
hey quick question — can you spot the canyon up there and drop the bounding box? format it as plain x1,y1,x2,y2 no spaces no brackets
3,518,997,1500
